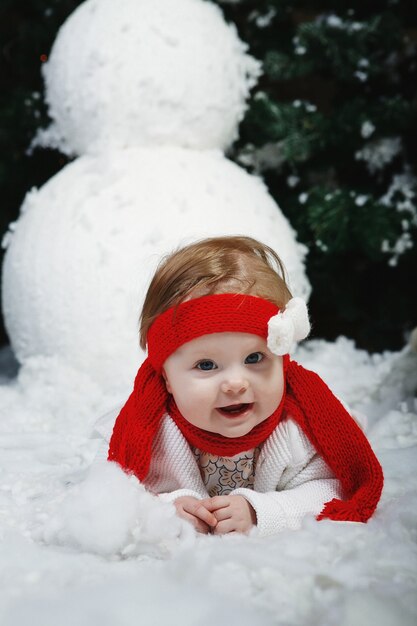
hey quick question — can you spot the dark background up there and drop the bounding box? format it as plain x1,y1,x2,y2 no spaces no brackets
1,0,416,355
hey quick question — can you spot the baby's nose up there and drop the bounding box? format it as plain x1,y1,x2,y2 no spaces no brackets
220,377,249,394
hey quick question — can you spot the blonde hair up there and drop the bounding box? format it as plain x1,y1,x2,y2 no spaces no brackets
139,235,292,349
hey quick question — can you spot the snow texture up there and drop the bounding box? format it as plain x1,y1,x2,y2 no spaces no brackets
0,339,416,626
355,137,402,174
2,147,309,390
34,0,261,156
380,172,417,266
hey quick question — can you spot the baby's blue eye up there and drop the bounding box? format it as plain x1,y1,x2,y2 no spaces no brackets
196,360,217,371
245,352,264,364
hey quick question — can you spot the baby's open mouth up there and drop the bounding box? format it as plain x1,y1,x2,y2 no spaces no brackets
216,402,253,418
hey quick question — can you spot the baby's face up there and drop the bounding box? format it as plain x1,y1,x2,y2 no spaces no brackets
162,332,284,438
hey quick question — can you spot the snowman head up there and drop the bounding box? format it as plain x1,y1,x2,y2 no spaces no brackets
37,0,261,156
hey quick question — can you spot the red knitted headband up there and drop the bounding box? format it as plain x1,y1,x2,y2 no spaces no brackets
147,293,280,372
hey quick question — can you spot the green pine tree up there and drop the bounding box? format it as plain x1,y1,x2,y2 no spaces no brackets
216,0,417,351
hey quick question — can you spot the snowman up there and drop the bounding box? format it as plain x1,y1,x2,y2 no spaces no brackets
2,0,310,392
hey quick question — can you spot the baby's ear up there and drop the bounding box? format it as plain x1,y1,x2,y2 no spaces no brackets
161,368,172,393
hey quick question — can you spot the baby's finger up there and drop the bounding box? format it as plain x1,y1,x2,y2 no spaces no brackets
182,511,211,534
213,518,236,535
201,496,230,512
186,501,218,528
213,506,232,522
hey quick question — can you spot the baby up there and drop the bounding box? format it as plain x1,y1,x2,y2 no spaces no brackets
97,236,383,537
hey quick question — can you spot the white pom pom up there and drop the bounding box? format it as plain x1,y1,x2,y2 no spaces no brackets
284,297,310,342
267,314,294,356
267,297,310,355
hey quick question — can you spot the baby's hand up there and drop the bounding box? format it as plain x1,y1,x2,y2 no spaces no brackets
174,496,218,534
201,495,257,535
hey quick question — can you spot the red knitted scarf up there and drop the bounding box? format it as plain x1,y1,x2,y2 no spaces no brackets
108,293,383,523
167,381,287,457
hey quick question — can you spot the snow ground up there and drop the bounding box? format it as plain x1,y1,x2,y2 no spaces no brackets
0,338,416,626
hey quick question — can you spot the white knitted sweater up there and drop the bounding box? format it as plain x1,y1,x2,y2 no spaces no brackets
93,407,343,537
